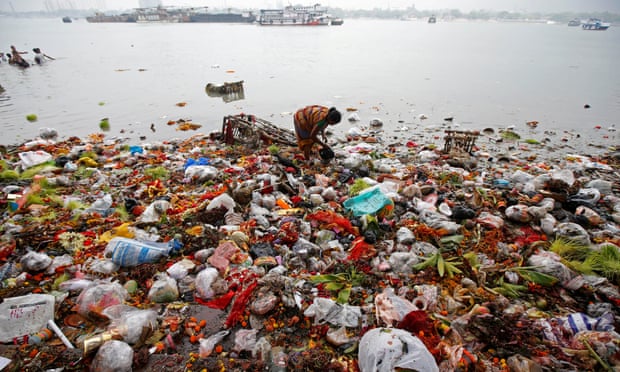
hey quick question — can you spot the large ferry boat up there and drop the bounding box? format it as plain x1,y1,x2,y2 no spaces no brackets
259,4,330,26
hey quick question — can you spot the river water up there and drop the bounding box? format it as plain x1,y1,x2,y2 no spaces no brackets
1,16,619,150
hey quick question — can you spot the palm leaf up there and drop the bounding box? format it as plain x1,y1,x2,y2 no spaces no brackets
511,267,558,287
549,238,591,261
444,258,463,278
413,253,439,271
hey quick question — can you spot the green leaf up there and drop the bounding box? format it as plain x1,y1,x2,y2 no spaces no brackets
343,342,358,354
512,267,558,287
310,274,342,283
437,255,445,277
501,131,520,140
325,282,346,291
444,259,463,278
493,279,527,298
337,287,351,304
440,234,464,248
413,252,441,271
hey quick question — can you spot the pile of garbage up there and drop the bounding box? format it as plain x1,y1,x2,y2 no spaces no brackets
0,120,619,372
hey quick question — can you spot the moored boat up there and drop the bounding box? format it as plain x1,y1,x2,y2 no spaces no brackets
135,6,191,23
259,4,330,26
190,9,256,23
567,18,581,27
428,15,436,23
330,17,344,26
582,18,610,30
62,16,72,23
86,12,136,23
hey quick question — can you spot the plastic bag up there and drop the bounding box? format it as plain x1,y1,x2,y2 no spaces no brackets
358,328,439,372
344,187,394,217
326,326,358,346
0,294,55,343
104,237,177,267
90,340,133,372
102,304,158,344
18,150,53,168
505,204,531,223
303,297,361,327
20,251,52,272
184,165,218,182
166,258,196,279
199,330,229,358
554,222,591,246
195,267,220,300
233,328,259,353
147,274,179,303
249,291,279,315
138,199,171,223
75,281,128,317
396,227,415,244
527,251,576,288
207,193,236,212
374,287,418,326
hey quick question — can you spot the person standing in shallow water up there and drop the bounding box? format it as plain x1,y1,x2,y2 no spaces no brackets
32,48,54,65
293,105,341,164
9,45,29,67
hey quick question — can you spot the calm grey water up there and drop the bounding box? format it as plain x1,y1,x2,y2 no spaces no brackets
1,16,619,148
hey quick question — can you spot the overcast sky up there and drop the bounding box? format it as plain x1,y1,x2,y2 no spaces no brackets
1,0,620,13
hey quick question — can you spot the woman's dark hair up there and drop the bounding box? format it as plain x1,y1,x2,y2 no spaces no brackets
327,107,341,124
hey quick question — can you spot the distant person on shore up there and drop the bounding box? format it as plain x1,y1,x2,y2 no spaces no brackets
32,48,54,64
9,45,29,68
293,105,341,164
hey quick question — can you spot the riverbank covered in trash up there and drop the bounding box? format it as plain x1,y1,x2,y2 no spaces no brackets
1,117,619,371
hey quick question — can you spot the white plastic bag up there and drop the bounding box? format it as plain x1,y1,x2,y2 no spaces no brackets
358,328,438,372
303,297,361,327
0,294,55,343
18,150,53,168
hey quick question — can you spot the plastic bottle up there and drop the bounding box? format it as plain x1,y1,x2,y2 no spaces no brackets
105,237,181,267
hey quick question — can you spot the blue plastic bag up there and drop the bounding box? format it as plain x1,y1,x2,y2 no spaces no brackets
184,157,210,169
343,187,393,217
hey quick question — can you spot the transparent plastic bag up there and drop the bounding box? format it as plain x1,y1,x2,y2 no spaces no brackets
195,267,219,300
233,329,259,353
91,340,133,372
147,274,179,303
75,281,128,317
374,287,418,326
102,304,158,344
20,251,52,272
199,330,229,358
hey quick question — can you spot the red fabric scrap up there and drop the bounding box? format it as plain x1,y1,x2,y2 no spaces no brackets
306,210,359,236
203,290,235,310
224,280,258,328
347,236,376,261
